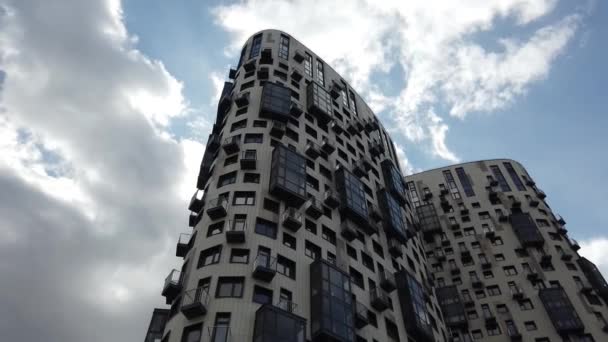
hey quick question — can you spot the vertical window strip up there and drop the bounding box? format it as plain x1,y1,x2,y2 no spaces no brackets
455,167,475,197
503,162,526,191
490,165,512,192
249,34,262,59
442,170,461,200
304,53,313,78
279,34,290,59
316,59,325,86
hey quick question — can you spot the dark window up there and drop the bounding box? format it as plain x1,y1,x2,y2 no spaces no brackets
263,198,279,213
277,255,296,279
244,133,263,144
305,240,321,260
255,218,277,239
304,52,313,77
218,171,237,188
216,277,244,298
503,162,526,191
443,170,461,200
244,173,260,183
207,221,224,237
253,285,273,304
350,267,365,289
279,34,290,59
490,165,512,192
249,34,262,58
233,191,255,205
230,248,249,264
253,120,267,127
198,245,222,268
224,155,237,166
181,323,202,342
210,313,231,342
230,119,247,132
348,90,358,116
283,233,296,250
455,167,475,197
322,226,336,245
316,59,325,86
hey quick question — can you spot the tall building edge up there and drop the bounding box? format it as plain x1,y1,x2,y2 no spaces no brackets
144,29,608,342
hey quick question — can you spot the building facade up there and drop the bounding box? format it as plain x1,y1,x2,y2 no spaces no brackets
144,30,608,342
405,160,608,342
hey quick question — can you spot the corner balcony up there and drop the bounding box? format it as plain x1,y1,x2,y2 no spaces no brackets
161,269,182,304
270,120,285,138
240,150,257,170
290,102,303,118
536,189,547,199
181,286,209,319
252,255,277,282
304,197,323,220
379,269,397,292
282,207,303,232
323,190,340,209
570,238,580,251
176,233,193,258
188,190,204,213
206,197,228,220
305,141,321,160
354,301,370,329
226,220,246,244
207,133,221,152
234,92,250,107
222,136,240,155
293,49,305,63
320,137,335,154
188,212,202,228
370,287,390,311
340,220,358,242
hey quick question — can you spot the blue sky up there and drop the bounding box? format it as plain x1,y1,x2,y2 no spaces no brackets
0,1,607,341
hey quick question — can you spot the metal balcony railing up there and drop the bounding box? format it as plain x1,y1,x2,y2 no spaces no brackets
181,286,210,319
277,299,297,313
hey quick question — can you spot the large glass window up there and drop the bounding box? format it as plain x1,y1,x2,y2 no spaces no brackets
210,313,231,342
336,168,368,222
279,34,290,59
348,90,357,116
503,162,526,191
407,181,421,207
382,160,406,204
181,323,202,342
378,190,407,241
255,218,277,239
249,34,262,59
260,83,291,121
233,191,255,205
443,170,461,199
270,145,307,203
197,245,222,268
216,277,244,298
304,52,313,78
277,255,296,280
306,81,332,119
455,167,475,197
316,59,325,86
490,165,511,192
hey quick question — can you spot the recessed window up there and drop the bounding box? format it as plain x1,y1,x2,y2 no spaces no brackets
494,254,505,261
326,251,336,265
244,173,260,183
472,330,483,339
349,267,364,289
276,255,296,280
253,285,273,304
216,277,244,298
263,198,279,214
305,240,321,260
233,191,255,205
197,245,222,268
322,226,336,245
207,221,224,237
487,285,501,296
253,120,267,127
347,245,358,260
525,321,537,331
487,325,501,336
244,133,263,144
218,171,237,188
503,266,518,276
230,248,249,264
224,155,238,166
519,299,534,310
181,323,202,342
283,233,296,250
254,217,277,239
230,119,247,132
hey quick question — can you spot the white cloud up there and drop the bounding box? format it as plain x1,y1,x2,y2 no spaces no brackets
212,0,582,165
579,237,608,278
0,0,194,341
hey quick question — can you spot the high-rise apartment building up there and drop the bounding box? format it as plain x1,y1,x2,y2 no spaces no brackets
143,30,608,342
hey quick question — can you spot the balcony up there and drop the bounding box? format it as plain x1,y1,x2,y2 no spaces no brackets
293,49,305,63
488,189,499,201
370,287,390,311
539,287,584,334
180,287,209,319
340,221,357,242
506,324,522,341
228,68,237,79
282,207,303,232
243,59,256,72
305,141,321,160
240,150,257,170
257,66,269,80
207,133,221,152
323,190,339,209
369,140,385,156
354,301,369,329
557,215,566,226
481,259,492,270
483,311,497,327
188,212,202,228
353,160,366,177
526,179,536,186
254,304,306,342
206,197,228,220
450,266,461,276
260,48,273,64
526,269,540,281
388,239,403,258
435,249,446,261
290,69,303,82
570,238,581,251
498,214,509,223
226,220,246,244
347,121,359,135
460,207,469,216
511,286,525,300
560,251,573,261
361,157,372,171
510,197,522,208
188,190,204,213
234,92,250,107
270,120,285,138
161,269,182,304
540,254,552,267
537,189,547,199
320,137,335,154
176,233,193,258
304,197,323,219
222,136,240,155
380,269,397,292
330,120,344,134
330,81,342,99
290,102,303,118
369,204,383,222
528,198,540,207
252,255,277,282
484,227,496,238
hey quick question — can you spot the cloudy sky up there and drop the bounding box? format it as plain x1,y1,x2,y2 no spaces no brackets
0,0,606,341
